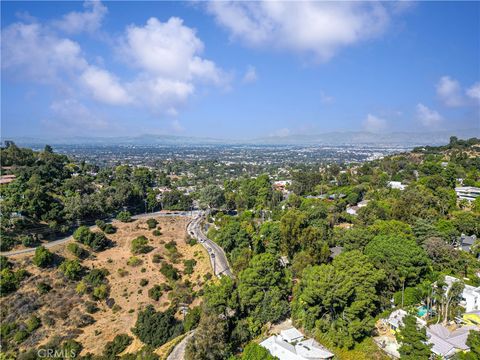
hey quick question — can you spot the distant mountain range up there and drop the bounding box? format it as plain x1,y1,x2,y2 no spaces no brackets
4,128,480,147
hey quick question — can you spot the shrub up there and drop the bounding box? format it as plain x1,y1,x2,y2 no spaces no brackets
93,284,109,300
186,237,197,246
1,322,17,339
85,302,99,314
127,256,142,267
20,235,37,247
183,259,197,275
73,226,91,243
165,241,177,253
89,232,109,252
60,340,83,359
118,268,129,277
116,211,132,223
131,305,182,347
131,235,153,254
26,315,41,333
0,256,11,271
152,229,162,236
33,246,54,268
103,223,117,234
152,254,163,263
36,282,51,294
84,268,109,285
13,329,29,343
148,285,163,301
73,226,109,252
67,242,88,259
160,263,179,281
103,334,133,358
146,218,158,230
96,220,116,234
76,281,87,294
140,279,149,287
0,236,15,251
0,268,28,296
59,259,83,280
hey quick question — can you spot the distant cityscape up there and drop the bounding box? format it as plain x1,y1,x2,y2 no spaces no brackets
24,144,410,168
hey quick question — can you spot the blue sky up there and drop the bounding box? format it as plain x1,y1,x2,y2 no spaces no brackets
1,1,479,140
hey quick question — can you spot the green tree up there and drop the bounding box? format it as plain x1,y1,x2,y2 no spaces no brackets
131,235,153,254
292,250,385,348
457,329,480,359
132,305,182,347
33,246,54,268
146,218,158,229
103,334,133,359
116,211,132,222
59,259,83,280
364,235,430,291
395,315,431,359
241,342,278,359
238,253,291,327
199,185,225,209
185,312,231,360
279,209,308,258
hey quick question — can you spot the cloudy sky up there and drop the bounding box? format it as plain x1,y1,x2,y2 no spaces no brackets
1,1,479,139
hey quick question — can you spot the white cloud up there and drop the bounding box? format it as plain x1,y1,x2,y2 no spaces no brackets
466,82,480,101
1,22,87,83
242,65,257,84
416,103,443,127
81,66,131,105
126,77,194,111
436,76,464,107
363,114,386,132
320,91,334,104
117,16,228,113
121,17,226,84
206,1,390,62
54,0,107,34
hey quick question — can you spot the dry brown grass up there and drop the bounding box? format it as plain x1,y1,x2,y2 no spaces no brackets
2,215,212,356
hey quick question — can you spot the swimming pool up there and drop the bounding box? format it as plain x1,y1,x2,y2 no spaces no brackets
417,306,428,317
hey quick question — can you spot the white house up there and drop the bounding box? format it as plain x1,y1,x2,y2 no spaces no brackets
260,327,334,360
444,276,480,312
346,199,369,216
455,187,480,202
346,206,359,216
427,324,479,359
387,181,406,190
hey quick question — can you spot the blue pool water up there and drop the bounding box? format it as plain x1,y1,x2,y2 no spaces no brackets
417,306,428,317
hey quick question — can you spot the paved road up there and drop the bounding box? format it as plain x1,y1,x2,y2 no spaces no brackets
187,213,233,278
167,214,233,360
166,331,194,360
1,210,196,257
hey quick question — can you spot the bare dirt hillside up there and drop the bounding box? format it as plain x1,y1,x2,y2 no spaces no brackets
1,216,212,356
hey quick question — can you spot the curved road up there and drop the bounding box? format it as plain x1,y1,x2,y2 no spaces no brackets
168,213,234,360
187,213,233,278
1,210,195,257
